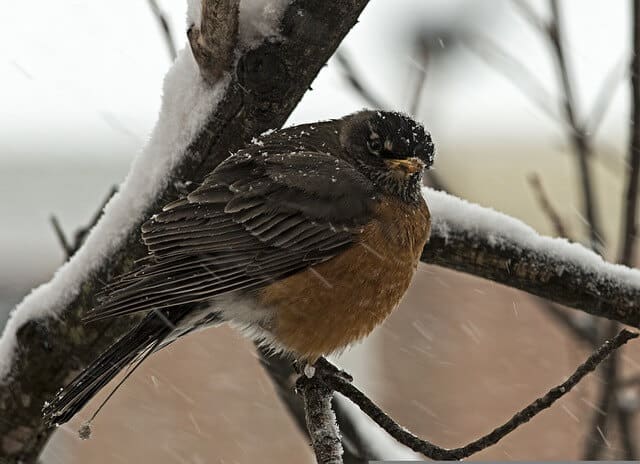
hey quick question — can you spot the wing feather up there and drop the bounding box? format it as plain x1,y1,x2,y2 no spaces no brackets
86,142,376,322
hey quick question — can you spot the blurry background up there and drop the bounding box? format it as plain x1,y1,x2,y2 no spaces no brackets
2,0,639,461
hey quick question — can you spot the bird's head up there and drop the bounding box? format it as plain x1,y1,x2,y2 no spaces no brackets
339,110,435,201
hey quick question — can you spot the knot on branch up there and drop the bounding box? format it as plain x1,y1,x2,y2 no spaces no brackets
237,41,291,107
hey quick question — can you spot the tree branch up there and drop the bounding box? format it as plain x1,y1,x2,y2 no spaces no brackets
147,0,178,61
548,0,605,254
297,372,344,464
328,330,637,460
0,2,370,462
421,189,640,328
258,348,380,463
49,186,118,260
620,0,640,269
187,0,239,84
527,173,570,238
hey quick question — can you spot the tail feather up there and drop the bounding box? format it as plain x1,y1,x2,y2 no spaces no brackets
43,311,178,426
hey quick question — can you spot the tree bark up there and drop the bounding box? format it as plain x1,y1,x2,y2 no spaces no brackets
0,2,369,462
422,225,640,327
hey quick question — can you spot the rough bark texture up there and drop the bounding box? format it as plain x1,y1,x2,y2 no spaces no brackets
422,230,640,327
0,2,369,462
298,374,344,464
259,348,379,463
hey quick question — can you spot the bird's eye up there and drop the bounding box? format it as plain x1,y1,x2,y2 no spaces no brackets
367,139,383,155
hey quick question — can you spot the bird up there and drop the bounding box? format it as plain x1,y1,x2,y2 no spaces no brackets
43,109,435,428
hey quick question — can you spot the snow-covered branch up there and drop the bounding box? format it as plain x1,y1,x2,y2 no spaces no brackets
422,188,640,328
297,372,344,464
0,1,369,462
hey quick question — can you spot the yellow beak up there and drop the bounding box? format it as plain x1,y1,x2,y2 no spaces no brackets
384,157,424,174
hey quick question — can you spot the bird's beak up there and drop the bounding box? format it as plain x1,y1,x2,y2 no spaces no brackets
384,157,425,174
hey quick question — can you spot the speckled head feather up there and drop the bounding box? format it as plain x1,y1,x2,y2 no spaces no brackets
339,110,435,167
338,110,434,202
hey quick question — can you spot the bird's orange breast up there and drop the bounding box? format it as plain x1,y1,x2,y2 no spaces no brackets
258,196,431,361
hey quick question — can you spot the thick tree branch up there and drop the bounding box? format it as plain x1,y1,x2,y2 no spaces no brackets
0,2,369,462
421,189,640,328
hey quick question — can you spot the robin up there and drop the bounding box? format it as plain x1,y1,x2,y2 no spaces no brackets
43,109,435,426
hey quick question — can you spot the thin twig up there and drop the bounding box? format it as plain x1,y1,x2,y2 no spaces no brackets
71,186,118,254
408,37,430,118
49,216,73,258
49,186,117,259
328,330,637,460
461,32,561,124
619,0,640,268
600,3,640,459
511,0,547,34
547,0,605,255
335,51,387,109
336,47,450,194
527,173,570,238
147,0,177,61
586,57,628,136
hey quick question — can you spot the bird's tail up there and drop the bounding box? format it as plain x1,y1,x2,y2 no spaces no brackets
42,310,179,427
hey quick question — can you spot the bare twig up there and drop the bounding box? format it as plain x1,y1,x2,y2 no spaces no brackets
511,0,547,34
462,33,561,123
593,3,640,459
328,330,637,460
548,0,605,255
408,37,430,118
527,173,570,238
620,0,640,268
586,57,628,136
49,186,117,259
335,51,387,109
147,0,178,61
336,47,450,194
49,216,72,258
187,0,240,84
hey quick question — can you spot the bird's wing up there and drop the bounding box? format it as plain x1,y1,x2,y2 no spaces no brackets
85,146,376,322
